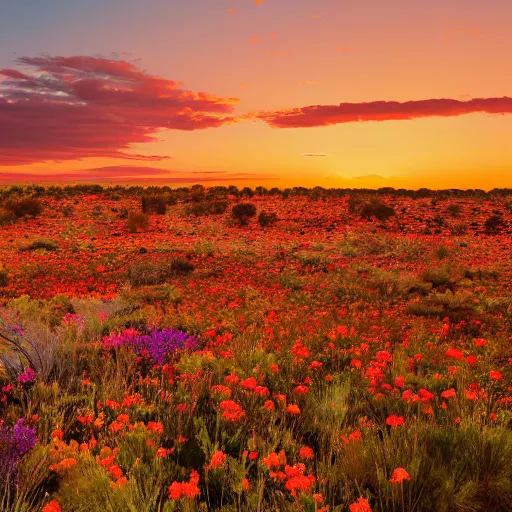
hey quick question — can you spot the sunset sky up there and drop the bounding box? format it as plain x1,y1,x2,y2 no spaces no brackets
1,0,512,189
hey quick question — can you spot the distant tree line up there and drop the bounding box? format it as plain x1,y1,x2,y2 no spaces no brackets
2,183,512,202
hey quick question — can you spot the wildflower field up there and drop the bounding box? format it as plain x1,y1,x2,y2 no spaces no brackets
1,185,511,512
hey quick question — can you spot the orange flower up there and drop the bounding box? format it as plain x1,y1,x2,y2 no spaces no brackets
490,370,502,381
242,477,250,491
156,447,174,458
389,468,410,484
263,400,275,411
299,446,314,459
51,430,64,440
219,400,246,423
43,500,62,512
147,421,164,434
168,481,182,499
349,497,372,512
207,450,227,470
116,413,130,424
286,404,301,415
262,452,281,469
50,457,77,472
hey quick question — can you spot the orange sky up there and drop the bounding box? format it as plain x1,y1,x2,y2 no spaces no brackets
1,0,511,189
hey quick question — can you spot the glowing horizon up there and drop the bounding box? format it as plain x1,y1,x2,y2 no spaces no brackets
1,0,511,189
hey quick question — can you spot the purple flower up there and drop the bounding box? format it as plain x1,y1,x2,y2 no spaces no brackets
0,418,38,476
103,328,198,365
17,367,36,384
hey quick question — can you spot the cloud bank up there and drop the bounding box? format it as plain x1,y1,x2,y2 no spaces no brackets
0,55,239,165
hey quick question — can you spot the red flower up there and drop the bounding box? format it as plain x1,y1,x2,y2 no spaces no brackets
490,370,502,381
43,501,62,512
445,348,464,360
390,468,410,484
441,388,456,399
299,446,314,459
349,497,372,512
286,404,301,415
239,377,257,390
263,400,275,411
207,450,227,469
386,415,405,427
219,400,246,422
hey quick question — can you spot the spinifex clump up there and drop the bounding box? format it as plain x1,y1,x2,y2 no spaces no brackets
103,328,198,365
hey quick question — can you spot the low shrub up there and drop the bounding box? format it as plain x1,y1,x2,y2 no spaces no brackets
141,194,167,215
258,211,278,227
3,197,43,218
231,202,257,226
126,211,150,233
185,200,228,217
20,240,58,252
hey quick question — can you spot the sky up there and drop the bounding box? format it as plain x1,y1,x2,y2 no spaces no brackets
1,0,512,189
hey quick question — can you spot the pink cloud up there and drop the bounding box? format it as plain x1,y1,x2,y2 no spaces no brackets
255,97,512,128
0,55,239,165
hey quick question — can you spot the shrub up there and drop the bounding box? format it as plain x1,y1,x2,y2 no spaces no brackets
421,267,453,288
185,200,228,217
231,202,257,226
19,239,58,252
170,257,195,273
258,211,278,227
349,197,395,221
447,204,462,216
0,270,8,287
484,215,504,234
406,290,478,321
141,194,167,215
126,211,150,233
3,197,43,218
0,208,16,225
128,257,194,286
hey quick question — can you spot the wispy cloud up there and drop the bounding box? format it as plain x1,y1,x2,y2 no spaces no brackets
302,153,328,157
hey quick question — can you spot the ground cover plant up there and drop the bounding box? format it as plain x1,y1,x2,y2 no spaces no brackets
0,185,511,512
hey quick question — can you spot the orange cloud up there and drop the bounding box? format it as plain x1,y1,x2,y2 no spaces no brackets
249,36,260,43
227,8,237,14
254,0,264,5
0,56,238,165
255,97,512,128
